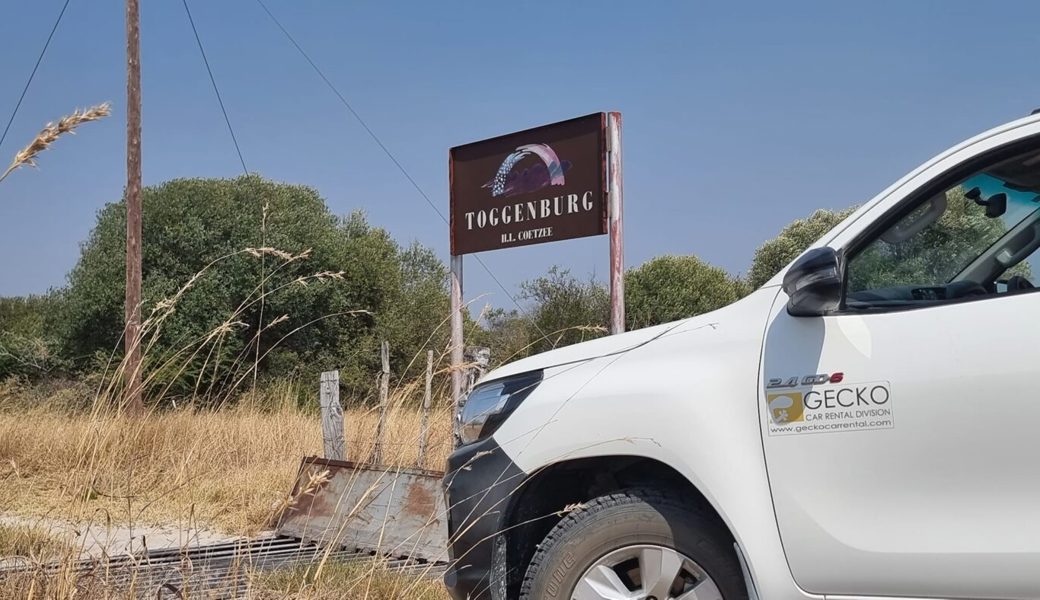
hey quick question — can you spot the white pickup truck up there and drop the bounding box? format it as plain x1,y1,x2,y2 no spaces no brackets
441,112,1040,600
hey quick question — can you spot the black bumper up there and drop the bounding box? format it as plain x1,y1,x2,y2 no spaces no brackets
442,436,526,600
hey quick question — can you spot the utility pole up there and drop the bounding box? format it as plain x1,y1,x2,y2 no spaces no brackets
124,0,144,414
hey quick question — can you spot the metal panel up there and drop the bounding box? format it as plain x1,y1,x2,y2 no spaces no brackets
275,457,449,563
0,535,442,599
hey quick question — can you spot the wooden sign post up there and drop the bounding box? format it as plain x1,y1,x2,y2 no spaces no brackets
607,112,625,334
450,255,464,414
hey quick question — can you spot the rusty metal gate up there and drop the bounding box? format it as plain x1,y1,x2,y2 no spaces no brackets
274,457,449,563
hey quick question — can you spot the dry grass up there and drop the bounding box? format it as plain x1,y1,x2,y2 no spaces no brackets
0,557,450,600
254,561,450,600
0,103,111,184
0,396,454,536
0,523,68,561
0,389,456,599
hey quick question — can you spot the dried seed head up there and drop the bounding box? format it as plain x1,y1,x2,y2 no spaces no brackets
244,247,301,262
0,103,111,184
573,325,608,334
267,314,290,327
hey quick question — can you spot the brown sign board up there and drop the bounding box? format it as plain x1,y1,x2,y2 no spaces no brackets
450,113,608,255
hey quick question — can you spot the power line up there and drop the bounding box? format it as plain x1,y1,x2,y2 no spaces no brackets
253,0,435,215
0,0,72,153
181,0,249,175
253,0,541,328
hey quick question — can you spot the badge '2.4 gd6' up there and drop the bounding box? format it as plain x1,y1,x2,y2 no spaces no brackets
766,372,844,388
442,111,1040,600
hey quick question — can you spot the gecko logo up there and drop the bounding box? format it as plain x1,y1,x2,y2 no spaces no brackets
766,392,805,424
482,143,571,198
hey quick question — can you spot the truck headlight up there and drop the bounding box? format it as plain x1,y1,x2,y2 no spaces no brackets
456,370,542,446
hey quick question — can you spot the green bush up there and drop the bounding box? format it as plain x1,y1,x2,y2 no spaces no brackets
625,255,745,329
521,267,610,354
55,176,447,400
746,207,856,289
0,295,68,380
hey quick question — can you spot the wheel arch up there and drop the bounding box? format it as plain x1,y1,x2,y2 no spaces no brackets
499,454,737,599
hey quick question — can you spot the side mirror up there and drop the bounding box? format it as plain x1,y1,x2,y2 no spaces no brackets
782,247,842,317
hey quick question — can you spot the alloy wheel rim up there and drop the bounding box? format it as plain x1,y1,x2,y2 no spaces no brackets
571,544,723,600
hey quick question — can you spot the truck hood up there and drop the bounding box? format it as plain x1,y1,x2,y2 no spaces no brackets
481,288,777,383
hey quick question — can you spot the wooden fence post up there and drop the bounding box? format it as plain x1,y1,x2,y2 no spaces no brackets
319,370,345,461
417,350,433,467
372,341,390,465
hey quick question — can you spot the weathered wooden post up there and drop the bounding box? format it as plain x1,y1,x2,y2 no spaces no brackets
124,0,144,415
449,256,464,419
319,370,345,461
417,350,434,467
372,341,390,465
608,111,625,335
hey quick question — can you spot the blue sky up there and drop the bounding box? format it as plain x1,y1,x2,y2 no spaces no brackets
3,1,1040,311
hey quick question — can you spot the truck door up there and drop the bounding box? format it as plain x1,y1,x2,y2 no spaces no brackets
760,142,1040,598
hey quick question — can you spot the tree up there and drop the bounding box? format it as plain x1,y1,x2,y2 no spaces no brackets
0,294,67,380
746,207,856,289
748,189,1032,296
848,186,1030,291
520,267,609,355
0,295,58,338
475,256,746,362
377,242,451,381
473,307,534,365
625,255,744,329
57,176,446,399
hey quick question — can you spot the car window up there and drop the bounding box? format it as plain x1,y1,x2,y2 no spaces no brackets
845,148,1040,309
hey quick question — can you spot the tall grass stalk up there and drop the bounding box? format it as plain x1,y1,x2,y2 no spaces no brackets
0,103,110,184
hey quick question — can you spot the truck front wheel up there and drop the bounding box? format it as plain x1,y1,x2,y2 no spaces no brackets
519,489,747,600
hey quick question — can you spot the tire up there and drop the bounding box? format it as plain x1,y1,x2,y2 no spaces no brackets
520,488,748,600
